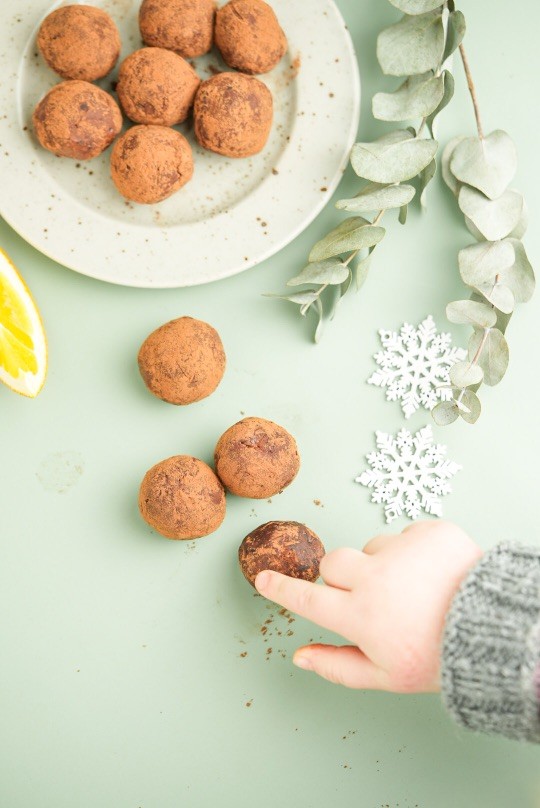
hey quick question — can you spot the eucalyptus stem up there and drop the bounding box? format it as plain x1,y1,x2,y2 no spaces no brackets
458,43,484,140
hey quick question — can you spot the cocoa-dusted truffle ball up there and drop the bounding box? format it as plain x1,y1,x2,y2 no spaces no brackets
37,5,121,82
239,521,325,587
139,455,226,539
215,0,287,75
194,72,273,158
214,417,300,499
139,0,215,58
110,125,193,204
33,80,122,160
138,316,226,404
117,47,201,126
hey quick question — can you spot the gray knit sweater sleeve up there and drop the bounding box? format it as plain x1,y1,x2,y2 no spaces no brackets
441,542,540,743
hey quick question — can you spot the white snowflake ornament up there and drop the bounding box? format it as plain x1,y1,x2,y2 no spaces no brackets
368,315,466,418
355,425,461,524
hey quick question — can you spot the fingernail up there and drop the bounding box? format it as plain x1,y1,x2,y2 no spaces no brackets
255,571,271,592
294,655,313,671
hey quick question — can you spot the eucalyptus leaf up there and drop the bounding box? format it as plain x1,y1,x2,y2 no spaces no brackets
468,328,509,386
450,130,518,200
287,259,349,287
509,199,528,239
458,186,523,242
264,290,319,306
470,292,513,335
419,157,436,207
372,73,445,121
388,0,443,13
432,400,459,426
498,239,536,303
441,135,465,195
446,299,497,328
455,388,481,424
474,281,515,315
449,361,484,388
426,69,454,138
308,218,385,262
458,240,515,287
351,132,438,184
377,11,445,76
314,297,324,343
328,270,353,320
443,10,466,60
356,251,373,290
336,183,415,213
375,130,415,146
463,215,483,242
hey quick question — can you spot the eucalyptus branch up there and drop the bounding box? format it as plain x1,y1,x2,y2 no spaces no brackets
267,0,461,341
435,50,535,425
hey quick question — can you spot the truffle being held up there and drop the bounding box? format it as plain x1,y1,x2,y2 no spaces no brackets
194,72,273,158
214,417,300,498
139,0,215,58
110,125,194,204
117,47,201,126
215,0,287,75
37,5,121,82
139,455,226,539
138,316,226,404
239,521,325,587
33,81,122,160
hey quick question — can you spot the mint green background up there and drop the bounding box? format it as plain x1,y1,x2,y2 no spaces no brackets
2,1,540,806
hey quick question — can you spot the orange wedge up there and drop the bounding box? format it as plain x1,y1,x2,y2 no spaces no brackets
0,248,47,397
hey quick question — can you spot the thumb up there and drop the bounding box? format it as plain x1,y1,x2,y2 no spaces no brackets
293,644,389,690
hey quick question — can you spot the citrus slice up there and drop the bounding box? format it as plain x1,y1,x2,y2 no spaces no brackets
0,248,47,397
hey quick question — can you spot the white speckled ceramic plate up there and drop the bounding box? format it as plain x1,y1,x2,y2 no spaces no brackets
0,0,360,288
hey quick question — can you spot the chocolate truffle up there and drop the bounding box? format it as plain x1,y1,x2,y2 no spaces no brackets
215,0,287,75
37,5,121,82
239,521,325,587
214,417,300,499
33,80,122,160
138,316,226,404
139,0,215,58
194,72,273,158
139,455,226,539
110,125,194,204
117,47,201,126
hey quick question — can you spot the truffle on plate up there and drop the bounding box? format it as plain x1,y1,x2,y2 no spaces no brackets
116,47,201,126
139,0,215,58
139,455,226,540
194,72,273,158
239,521,325,587
138,316,226,404
215,0,287,75
214,417,300,499
32,80,122,160
37,4,121,82
110,125,194,204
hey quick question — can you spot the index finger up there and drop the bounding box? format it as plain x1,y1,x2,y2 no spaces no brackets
254,570,357,642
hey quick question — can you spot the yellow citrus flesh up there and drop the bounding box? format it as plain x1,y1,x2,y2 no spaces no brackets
0,248,47,397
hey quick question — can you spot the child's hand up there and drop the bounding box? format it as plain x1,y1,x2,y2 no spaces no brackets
255,521,483,693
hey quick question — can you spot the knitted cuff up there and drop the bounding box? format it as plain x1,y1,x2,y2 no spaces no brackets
441,542,540,743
